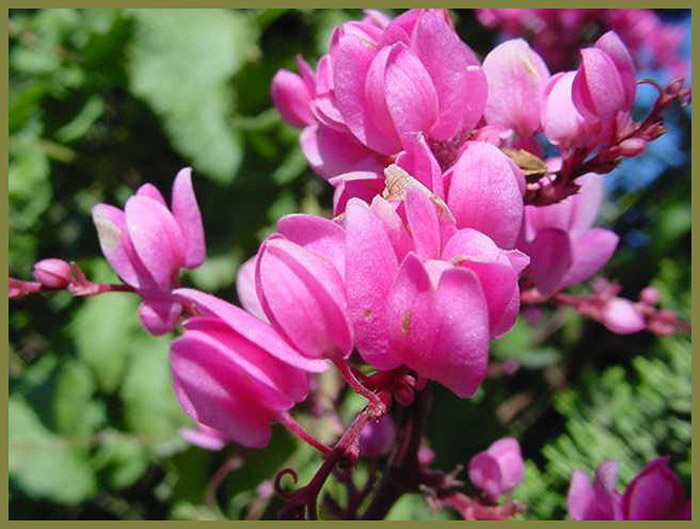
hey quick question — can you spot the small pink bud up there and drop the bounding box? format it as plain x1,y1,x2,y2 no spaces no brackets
469,437,524,500
418,444,436,466
600,298,646,334
359,415,396,457
32,259,72,288
617,138,646,157
639,286,660,306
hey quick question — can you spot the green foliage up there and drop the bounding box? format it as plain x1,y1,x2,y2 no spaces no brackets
9,396,97,504
515,335,691,520
8,8,691,521
128,9,256,184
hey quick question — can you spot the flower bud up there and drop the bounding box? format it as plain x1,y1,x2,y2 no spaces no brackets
469,437,524,500
359,415,396,457
617,138,646,157
600,298,646,334
639,286,660,306
32,259,72,288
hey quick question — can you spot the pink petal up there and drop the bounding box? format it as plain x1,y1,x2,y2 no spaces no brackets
271,69,315,128
446,141,525,248
256,238,353,360
561,228,618,288
136,183,167,205
573,48,626,125
384,43,439,141
182,316,308,405
330,170,386,215
405,185,441,259
277,213,346,277
389,254,489,397
522,228,573,297
369,196,413,259
333,35,402,155
568,173,604,235
567,470,599,520
235,256,268,322
138,297,182,335
364,46,403,143
170,337,276,449
622,457,687,520
91,204,154,289
395,132,444,197
412,9,485,140
300,124,385,180
179,424,227,451
345,199,402,370
542,71,600,149
483,39,550,135
595,31,636,111
443,228,519,337
173,288,328,372
171,167,206,268
124,195,185,290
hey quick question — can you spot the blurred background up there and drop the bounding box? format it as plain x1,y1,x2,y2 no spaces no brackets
8,9,691,520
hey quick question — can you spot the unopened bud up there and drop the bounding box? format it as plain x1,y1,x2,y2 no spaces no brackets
32,259,72,288
639,286,660,306
359,415,396,458
617,138,646,157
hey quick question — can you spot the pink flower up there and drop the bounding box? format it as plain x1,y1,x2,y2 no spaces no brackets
255,236,353,361
91,168,206,335
519,171,618,296
32,258,72,288
482,39,550,136
568,457,689,520
272,9,488,180
468,437,524,500
170,289,326,448
345,183,528,396
572,32,636,144
542,71,599,150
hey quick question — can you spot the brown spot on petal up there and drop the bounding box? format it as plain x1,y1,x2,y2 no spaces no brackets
362,309,373,321
401,311,411,336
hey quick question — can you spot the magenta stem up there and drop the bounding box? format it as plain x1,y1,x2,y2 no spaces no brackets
278,412,333,457
332,357,385,413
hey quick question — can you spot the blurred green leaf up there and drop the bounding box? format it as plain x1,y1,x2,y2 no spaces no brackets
128,9,257,184
120,335,189,450
385,493,452,520
93,430,149,489
70,281,141,393
53,359,104,442
9,397,97,505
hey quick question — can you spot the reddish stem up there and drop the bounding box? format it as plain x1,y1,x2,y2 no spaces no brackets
278,412,333,456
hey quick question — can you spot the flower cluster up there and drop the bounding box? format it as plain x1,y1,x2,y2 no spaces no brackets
9,8,690,521
476,9,689,77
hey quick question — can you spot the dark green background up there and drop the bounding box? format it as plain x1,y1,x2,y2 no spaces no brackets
8,8,691,520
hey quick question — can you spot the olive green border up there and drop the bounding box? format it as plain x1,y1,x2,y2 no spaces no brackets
2,2,696,527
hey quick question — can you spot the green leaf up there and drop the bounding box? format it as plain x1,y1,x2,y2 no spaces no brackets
70,280,141,393
385,493,453,520
53,359,104,442
93,430,149,489
120,335,189,450
128,9,257,184
9,132,52,231
55,95,105,143
9,397,97,505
